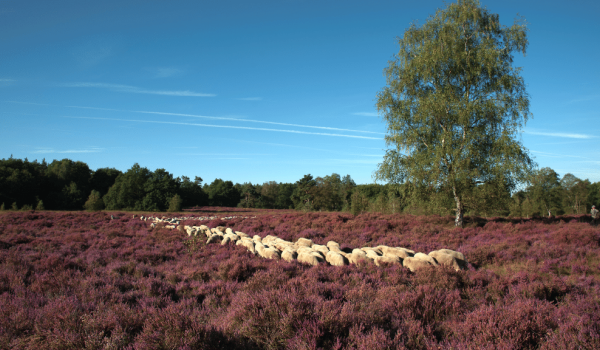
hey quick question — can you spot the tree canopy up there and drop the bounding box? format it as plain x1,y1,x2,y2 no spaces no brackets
375,0,535,226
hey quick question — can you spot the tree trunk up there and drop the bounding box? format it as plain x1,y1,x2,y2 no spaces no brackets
453,186,463,227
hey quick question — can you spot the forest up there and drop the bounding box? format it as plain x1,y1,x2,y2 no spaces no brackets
1,156,598,218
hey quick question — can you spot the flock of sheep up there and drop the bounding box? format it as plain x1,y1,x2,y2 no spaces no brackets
136,215,469,272
131,215,255,228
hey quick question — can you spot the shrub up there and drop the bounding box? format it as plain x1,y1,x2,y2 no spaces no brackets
167,194,183,212
83,190,105,211
20,204,33,211
35,199,45,210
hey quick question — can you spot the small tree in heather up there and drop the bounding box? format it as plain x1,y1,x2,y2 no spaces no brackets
84,190,105,211
350,191,370,216
35,199,45,211
0,203,4,211
375,0,535,226
167,194,183,212
11,202,18,211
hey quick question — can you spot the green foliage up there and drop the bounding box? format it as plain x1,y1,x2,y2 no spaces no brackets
350,191,370,216
168,194,183,212
1,156,597,216
291,174,316,210
467,179,513,217
179,176,207,207
309,173,355,211
0,203,4,211
375,0,534,226
561,173,589,214
103,164,151,210
103,164,180,211
84,190,105,211
589,182,600,209
46,159,92,210
312,174,341,211
527,167,563,216
205,179,240,207
142,168,180,211
259,181,278,208
182,236,204,254
508,192,524,218
11,202,18,211
90,167,122,196
521,197,538,218
20,204,33,211
275,183,295,209
238,182,259,208
0,157,47,210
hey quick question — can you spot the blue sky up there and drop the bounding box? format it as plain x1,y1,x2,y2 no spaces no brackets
1,0,598,185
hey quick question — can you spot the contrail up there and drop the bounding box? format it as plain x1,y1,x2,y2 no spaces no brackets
63,116,383,140
135,110,385,135
3,100,385,135
523,130,595,139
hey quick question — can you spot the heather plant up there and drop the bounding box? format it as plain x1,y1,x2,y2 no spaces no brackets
1,210,600,348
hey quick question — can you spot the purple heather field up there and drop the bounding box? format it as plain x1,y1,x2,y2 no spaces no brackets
1,209,599,349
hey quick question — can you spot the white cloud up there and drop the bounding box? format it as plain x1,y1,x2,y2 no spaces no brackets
237,97,262,101
62,82,216,97
352,112,379,117
64,116,383,140
523,130,595,139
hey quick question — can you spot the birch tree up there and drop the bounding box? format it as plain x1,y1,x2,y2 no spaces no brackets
375,0,535,226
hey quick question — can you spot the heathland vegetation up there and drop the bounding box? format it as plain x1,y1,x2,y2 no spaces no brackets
1,210,599,348
1,157,598,219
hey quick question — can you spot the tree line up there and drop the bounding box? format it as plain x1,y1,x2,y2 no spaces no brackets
1,157,598,217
